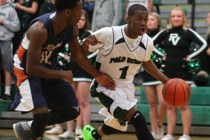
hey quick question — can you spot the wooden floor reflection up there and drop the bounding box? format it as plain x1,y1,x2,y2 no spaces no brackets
0,129,210,140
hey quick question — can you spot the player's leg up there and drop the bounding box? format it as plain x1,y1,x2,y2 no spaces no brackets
13,78,80,140
31,79,80,139
44,78,80,125
125,106,154,140
11,75,49,140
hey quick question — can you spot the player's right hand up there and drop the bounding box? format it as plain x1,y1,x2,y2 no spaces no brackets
62,70,73,84
95,72,116,90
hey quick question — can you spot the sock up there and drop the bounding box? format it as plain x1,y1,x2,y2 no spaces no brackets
130,111,154,140
92,129,101,140
30,113,48,139
101,124,121,135
5,86,11,96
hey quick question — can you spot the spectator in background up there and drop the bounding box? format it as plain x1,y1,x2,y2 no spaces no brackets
91,0,122,32
205,11,210,85
38,0,55,16
13,0,43,36
125,0,153,19
83,0,94,24
142,12,166,139
0,0,20,102
200,11,210,86
152,6,207,140
10,0,43,54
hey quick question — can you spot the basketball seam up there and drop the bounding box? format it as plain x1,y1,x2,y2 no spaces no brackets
179,80,186,105
163,82,174,101
173,78,178,106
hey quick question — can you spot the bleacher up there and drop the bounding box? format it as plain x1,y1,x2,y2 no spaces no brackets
1,85,210,135
139,86,210,135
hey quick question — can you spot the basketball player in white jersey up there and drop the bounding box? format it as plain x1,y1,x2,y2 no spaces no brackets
82,4,170,140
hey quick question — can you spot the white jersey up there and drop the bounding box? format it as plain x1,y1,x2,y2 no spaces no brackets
89,25,154,85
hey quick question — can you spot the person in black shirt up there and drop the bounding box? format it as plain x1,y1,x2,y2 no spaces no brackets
153,6,207,140
199,11,210,86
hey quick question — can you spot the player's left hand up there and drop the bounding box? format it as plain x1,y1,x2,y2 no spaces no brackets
83,35,102,46
95,73,116,90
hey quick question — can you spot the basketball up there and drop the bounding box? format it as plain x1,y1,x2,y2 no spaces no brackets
162,78,191,107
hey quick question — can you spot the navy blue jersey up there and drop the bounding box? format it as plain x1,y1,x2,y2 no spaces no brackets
14,13,73,72
31,13,73,68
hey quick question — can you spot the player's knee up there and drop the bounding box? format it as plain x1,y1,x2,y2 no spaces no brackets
130,111,147,125
101,124,120,135
62,107,80,120
31,113,48,139
33,113,48,124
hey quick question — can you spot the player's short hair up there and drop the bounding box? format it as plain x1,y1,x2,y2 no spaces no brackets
55,0,81,12
127,4,147,16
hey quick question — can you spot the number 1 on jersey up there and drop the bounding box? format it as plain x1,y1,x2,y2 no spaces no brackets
119,66,129,79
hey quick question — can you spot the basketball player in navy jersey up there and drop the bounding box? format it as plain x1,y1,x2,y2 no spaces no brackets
82,4,170,140
11,0,115,139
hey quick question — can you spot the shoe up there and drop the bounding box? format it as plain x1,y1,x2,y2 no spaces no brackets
178,135,191,140
78,134,84,139
59,130,75,139
82,125,96,140
0,95,11,102
151,131,157,139
156,126,164,139
161,134,174,140
45,126,63,135
76,128,82,136
13,122,31,140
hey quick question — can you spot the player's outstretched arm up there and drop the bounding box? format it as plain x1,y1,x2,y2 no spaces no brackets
142,60,169,84
69,26,116,90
